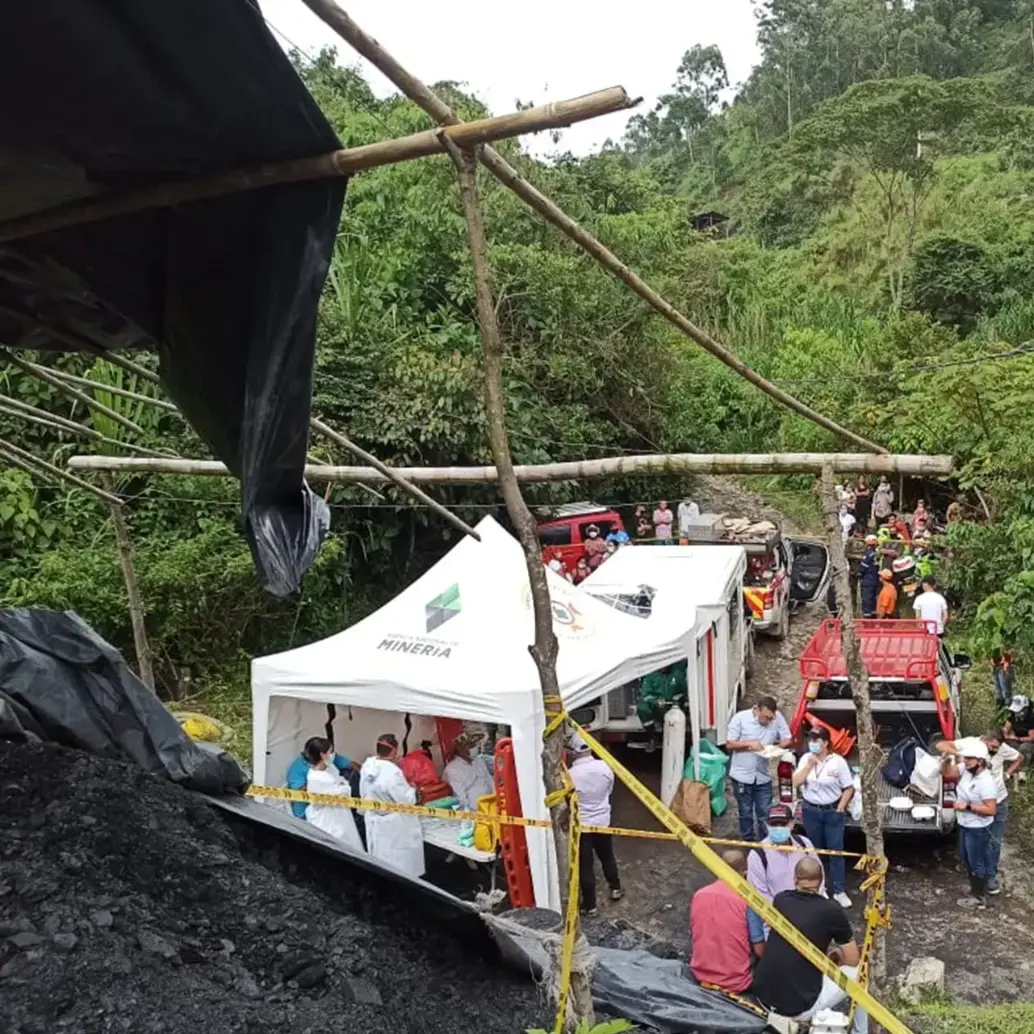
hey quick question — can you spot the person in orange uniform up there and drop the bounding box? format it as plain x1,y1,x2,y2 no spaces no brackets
876,568,897,618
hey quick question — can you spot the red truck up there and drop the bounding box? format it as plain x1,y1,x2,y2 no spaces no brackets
537,502,626,573
779,619,971,836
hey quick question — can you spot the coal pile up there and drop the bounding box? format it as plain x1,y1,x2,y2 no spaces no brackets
0,742,546,1034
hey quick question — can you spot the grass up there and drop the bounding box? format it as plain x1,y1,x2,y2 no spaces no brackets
175,662,254,770
907,1001,1034,1033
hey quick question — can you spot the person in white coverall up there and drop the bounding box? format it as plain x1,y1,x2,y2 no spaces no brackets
303,736,364,853
442,732,494,810
359,732,425,878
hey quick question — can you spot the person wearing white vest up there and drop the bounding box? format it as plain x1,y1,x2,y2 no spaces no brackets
359,733,425,879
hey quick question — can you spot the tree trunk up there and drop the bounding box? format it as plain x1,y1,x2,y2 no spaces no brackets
817,464,885,985
444,138,593,1028
101,473,155,692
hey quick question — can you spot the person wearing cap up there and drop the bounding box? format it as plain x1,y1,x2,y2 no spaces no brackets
1004,694,1034,763
359,733,426,879
858,534,881,617
567,733,623,916
942,739,997,907
747,803,825,905
724,695,793,842
793,726,854,908
875,568,897,618
442,732,494,811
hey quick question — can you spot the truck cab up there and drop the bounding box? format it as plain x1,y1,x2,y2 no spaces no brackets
785,619,971,835
537,502,626,574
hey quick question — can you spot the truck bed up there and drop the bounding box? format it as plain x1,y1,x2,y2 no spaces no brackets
841,753,942,833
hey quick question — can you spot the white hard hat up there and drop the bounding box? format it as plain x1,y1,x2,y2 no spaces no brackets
960,740,990,762
568,732,591,755
1009,694,1030,714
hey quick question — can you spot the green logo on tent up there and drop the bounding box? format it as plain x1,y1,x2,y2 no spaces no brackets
426,583,461,633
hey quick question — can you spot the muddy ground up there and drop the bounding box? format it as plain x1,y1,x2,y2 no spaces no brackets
593,477,1034,1005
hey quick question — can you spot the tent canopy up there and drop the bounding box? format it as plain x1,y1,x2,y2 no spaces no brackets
252,517,699,908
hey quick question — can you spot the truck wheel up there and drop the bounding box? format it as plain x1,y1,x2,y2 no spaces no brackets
774,606,790,641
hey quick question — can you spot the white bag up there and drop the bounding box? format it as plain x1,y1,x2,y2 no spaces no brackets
910,747,941,800
849,774,863,821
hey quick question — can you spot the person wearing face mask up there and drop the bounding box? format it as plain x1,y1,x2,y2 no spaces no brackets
285,735,358,819
724,695,793,842
747,803,824,904
442,732,494,811
793,726,854,908
359,733,426,878
582,524,608,569
302,737,364,852
942,740,997,908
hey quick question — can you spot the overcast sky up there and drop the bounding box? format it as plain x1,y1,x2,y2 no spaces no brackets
260,0,761,157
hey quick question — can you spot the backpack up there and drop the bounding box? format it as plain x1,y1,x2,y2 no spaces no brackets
881,736,921,789
753,834,805,871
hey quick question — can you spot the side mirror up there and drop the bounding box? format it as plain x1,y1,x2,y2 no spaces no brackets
953,653,972,671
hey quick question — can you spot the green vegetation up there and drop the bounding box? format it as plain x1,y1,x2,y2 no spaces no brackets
2,2,1034,743
908,1000,1034,1032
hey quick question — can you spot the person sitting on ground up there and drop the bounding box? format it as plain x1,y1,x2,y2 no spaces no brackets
875,568,897,619
689,850,766,994
752,858,864,1031
1004,694,1034,762
567,733,624,916
747,803,825,905
286,736,358,819
582,524,608,570
653,500,674,542
359,733,425,879
913,575,949,636
302,736,364,852
442,732,494,811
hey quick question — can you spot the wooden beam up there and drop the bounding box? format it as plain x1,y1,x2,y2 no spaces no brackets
308,417,480,540
42,365,179,412
66,452,955,481
0,437,121,504
0,89,636,245
297,0,886,455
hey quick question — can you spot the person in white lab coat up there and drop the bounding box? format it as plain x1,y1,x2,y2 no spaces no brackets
359,733,425,879
442,733,495,811
303,737,364,853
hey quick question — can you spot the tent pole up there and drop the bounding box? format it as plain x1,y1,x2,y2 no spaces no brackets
443,135,592,1027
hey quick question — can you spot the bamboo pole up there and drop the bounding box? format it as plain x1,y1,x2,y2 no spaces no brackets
0,437,121,504
443,135,591,1027
817,463,885,984
0,397,170,458
0,348,145,435
101,472,155,692
308,417,480,540
65,452,956,481
296,0,886,455
0,90,635,245
42,366,179,412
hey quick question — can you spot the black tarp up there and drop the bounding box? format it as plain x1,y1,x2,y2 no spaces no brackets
0,608,249,794
0,1,347,595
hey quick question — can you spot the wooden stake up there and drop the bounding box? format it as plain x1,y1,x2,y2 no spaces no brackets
817,463,885,983
0,348,145,435
42,365,179,412
65,452,955,481
297,0,886,455
0,436,121,504
444,135,592,1027
308,417,480,541
0,90,635,245
101,472,155,692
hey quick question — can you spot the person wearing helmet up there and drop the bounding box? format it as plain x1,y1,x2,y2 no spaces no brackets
943,740,997,908
875,568,897,618
567,733,623,916
858,535,881,617
1004,694,1034,763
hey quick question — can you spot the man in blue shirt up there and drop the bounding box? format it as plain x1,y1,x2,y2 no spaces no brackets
286,745,358,819
724,695,793,842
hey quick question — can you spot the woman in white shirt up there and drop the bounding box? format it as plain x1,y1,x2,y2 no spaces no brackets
303,737,364,853
792,726,854,908
943,740,997,908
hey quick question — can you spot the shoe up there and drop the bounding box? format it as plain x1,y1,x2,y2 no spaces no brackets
610,888,625,902
988,880,1001,896
581,907,598,918
957,895,987,909
834,892,852,908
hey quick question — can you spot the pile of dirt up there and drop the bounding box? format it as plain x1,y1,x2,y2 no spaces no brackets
0,741,546,1034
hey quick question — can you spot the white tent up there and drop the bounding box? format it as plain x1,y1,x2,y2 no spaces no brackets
252,516,697,909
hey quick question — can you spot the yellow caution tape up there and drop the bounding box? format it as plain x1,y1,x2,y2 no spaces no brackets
245,785,873,861
568,720,915,1034
553,769,581,1034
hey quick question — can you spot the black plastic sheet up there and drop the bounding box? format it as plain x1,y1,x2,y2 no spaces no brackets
0,609,249,795
0,1,346,595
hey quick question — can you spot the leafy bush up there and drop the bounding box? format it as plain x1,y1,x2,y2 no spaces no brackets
907,235,1003,333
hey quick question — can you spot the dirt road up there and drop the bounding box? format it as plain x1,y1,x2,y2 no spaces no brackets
594,478,1034,1004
